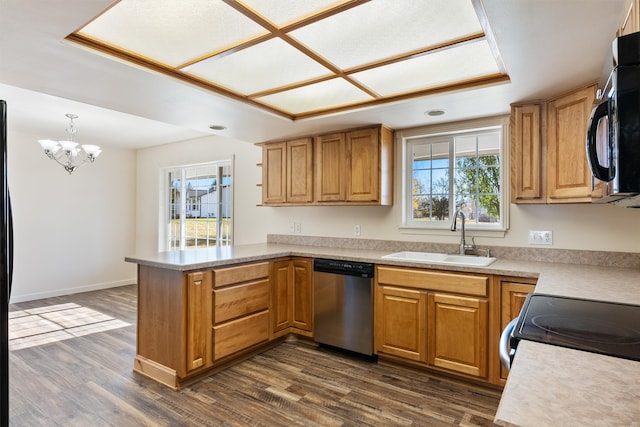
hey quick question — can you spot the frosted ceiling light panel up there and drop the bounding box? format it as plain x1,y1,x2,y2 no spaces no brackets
240,0,352,27
71,0,506,119
256,78,373,115
290,0,483,70
352,40,500,96
185,38,333,95
79,0,268,67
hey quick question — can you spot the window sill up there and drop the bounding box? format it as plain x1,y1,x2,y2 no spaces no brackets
397,225,506,238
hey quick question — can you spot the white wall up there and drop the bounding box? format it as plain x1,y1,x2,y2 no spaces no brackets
8,129,137,302
136,129,640,255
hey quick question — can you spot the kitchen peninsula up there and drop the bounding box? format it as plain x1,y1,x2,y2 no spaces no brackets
125,238,640,426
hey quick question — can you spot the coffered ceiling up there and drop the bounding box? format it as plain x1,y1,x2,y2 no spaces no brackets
0,0,630,148
70,0,507,120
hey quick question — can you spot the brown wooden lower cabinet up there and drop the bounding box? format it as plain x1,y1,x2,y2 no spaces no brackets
290,258,313,332
374,285,427,362
135,258,535,390
213,310,269,361
498,279,536,382
134,261,271,389
212,262,270,361
270,258,313,337
375,266,525,386
428,293,488,377
186,271,213,373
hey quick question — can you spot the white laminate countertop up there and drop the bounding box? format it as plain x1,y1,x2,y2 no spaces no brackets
125,243,640,426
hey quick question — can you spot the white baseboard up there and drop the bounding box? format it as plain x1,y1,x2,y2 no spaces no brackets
8,278,137,304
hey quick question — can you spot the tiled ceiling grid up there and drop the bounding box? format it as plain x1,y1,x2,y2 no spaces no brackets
67,0,508,119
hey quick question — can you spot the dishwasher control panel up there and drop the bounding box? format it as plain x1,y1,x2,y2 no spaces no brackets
313,258,374,277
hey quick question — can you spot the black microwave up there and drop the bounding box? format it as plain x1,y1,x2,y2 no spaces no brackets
586,32,640,207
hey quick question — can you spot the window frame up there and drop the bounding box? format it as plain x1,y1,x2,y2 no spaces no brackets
398,115,510,234
159,159,234,251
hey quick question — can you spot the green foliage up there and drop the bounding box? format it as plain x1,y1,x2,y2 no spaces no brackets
455,155,500,219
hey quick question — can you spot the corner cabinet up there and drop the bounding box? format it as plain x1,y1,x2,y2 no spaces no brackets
259,125,393,206
510,83,602,204
497,277,536,383
271,258,313,338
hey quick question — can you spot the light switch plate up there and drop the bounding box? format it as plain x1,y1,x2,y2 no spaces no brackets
528,230,553,245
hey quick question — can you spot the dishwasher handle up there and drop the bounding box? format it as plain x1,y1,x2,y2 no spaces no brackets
499,318,518,371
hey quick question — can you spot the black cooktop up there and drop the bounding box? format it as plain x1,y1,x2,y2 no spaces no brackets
511,294,640,362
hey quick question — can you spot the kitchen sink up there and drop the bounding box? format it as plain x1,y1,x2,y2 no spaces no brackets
381,251,496,267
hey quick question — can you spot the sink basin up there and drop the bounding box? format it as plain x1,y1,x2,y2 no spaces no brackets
381,251,496,267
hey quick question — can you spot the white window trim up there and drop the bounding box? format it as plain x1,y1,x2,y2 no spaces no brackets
158,158,234,251
396,115,510,236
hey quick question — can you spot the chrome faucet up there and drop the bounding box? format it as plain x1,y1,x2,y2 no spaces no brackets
450,208,475,255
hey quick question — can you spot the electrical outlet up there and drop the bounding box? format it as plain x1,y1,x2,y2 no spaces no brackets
294,222,302,233
354,224,361,236
528,230,553,245
288,222,295,233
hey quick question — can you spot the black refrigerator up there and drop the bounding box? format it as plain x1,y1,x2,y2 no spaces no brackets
1,99,13,425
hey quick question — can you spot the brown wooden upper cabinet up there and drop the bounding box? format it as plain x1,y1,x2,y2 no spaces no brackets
259,125,393,206
510,83,602,204
261,138,313,204
619,0,640,36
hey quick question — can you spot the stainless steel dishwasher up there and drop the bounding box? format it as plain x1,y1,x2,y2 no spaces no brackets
313,258,374,357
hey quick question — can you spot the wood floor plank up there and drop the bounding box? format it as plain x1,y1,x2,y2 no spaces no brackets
9,284,500,426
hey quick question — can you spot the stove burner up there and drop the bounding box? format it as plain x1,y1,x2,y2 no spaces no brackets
530,314,640,345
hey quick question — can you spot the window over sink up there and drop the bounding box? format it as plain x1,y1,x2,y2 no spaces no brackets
399,116,508,232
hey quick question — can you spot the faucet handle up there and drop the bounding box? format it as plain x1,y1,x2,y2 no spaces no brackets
470,237,490,257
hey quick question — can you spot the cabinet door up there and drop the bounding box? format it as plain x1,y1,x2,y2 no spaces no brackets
374,285,426,362
290,258,313,332
511,103,544,203
547,85,597,202
185,271,213,373
286,138,313,203
500,281,535,380
619,0,640,36
428,293,488,378
271,260,291,333
262,142,286,204
345,127,379,202
315,133,346,202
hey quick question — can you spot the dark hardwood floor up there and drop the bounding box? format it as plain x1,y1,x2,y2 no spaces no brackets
8,285,501,426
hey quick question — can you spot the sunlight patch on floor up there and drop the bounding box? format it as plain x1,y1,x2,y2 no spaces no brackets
8,302,130,350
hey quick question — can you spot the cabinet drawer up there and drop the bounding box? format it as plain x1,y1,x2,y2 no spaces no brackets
213,262,269,288
377,266,488,296
213,280,270,324
213,310,269,361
